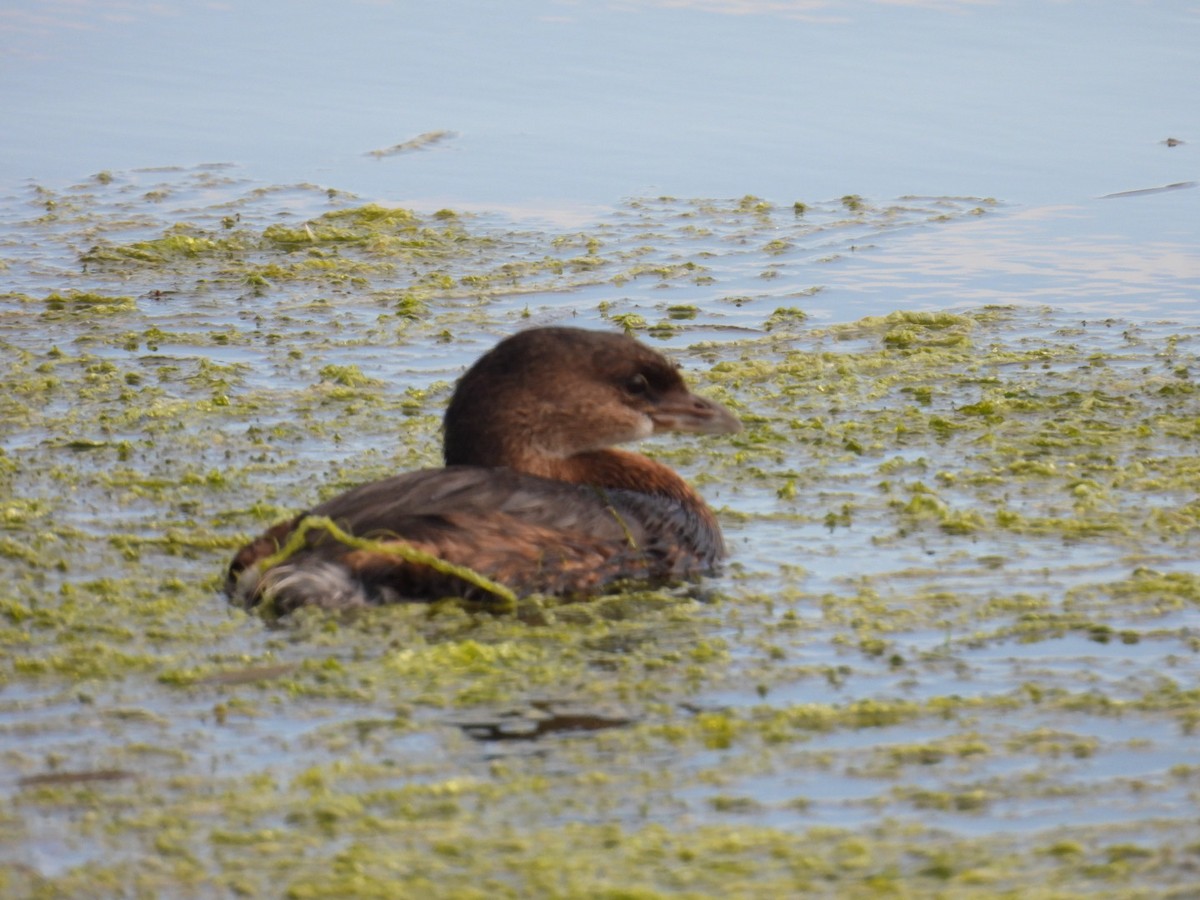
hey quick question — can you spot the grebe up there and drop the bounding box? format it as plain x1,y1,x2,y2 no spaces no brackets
226,326,740,612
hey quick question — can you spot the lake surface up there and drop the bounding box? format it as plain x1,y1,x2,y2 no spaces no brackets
3,0,1197,207
2,1,1199,896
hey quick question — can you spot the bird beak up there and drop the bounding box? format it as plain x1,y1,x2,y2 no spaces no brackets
650,389,742,436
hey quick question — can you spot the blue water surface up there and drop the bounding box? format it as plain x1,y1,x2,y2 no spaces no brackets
4,0,1196,321
2,0,1194,207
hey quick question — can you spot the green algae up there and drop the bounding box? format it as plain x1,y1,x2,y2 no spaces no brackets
258,515,519,615
6,801,1198,899
82,228,250,265
41,291,137,315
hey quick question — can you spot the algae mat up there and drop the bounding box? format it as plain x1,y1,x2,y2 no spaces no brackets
2,169,1199,898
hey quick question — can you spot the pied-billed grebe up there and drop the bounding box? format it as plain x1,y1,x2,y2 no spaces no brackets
226,326,741,612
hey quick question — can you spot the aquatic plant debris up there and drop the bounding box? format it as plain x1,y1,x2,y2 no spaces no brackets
365,129,457,158
256,515,519,612
1,166,1199,897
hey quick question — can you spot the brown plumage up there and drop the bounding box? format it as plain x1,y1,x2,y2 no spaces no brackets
225,326,741,613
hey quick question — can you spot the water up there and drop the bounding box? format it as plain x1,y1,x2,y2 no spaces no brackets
3,2,1200,896
3,1,1196,210
5,1,1195,325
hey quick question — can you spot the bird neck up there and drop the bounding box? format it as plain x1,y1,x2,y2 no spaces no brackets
535,448,708,509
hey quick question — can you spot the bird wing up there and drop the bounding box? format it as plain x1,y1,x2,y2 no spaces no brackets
227,467,722,610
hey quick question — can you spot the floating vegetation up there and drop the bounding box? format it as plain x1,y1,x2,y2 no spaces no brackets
1,167,1198,896
365,129,457,158
255,515,519,615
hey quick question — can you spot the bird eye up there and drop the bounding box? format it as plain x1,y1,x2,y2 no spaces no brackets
625,373,650,395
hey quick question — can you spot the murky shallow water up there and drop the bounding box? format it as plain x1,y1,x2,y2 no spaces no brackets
2,1,1199,896
2,166,1198,896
